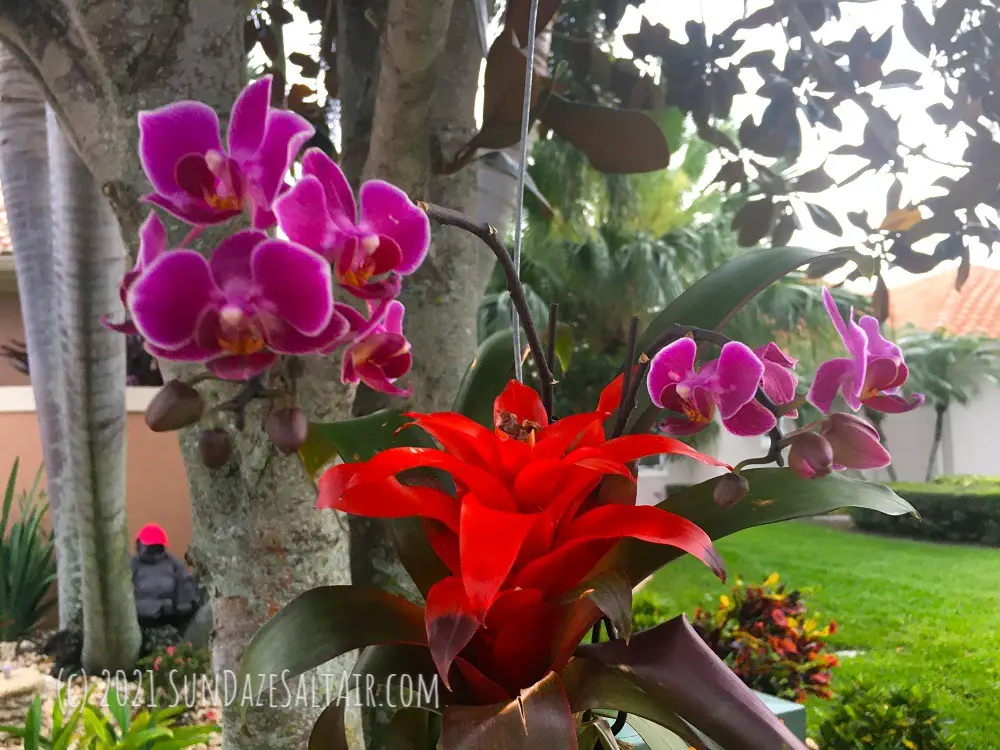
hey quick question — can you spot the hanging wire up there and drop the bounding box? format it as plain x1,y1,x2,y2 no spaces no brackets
510,0,542,382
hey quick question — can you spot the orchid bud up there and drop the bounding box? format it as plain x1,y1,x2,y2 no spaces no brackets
266,406,309,455
820,412,891,470
788,431,834,479
145,380,204,432
713,473,749,508
198,428,231,470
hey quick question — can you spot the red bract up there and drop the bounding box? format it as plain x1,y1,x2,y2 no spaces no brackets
316,377,730,699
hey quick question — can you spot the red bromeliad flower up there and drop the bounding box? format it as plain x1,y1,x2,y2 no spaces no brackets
316,376,730,701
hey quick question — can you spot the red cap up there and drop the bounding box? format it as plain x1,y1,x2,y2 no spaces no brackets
136,523,168,547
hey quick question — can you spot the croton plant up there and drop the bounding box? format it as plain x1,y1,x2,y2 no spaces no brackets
110,78,919,749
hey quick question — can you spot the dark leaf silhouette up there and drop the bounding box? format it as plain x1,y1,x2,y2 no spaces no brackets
731,197,776,247
806,203,843,236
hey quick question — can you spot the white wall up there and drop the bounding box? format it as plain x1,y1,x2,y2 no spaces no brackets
878,378,1000,481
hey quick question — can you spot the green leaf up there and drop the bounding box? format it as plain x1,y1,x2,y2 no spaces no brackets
629,714,705,750
106,686,131,734
561,658,718,750
599,468,915,586
307,702,347,750
452,328,518,428
627,246,847,433
298,410,412,478
441,671,576,749
23,696,41,750
577,717,619,750
576,615,804,748
241,586,426,717
553,322,574,373
352,644,441,710
385,707,432,750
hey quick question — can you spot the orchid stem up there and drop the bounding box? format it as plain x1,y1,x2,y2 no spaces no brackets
418,202,555,413
544,303,558,417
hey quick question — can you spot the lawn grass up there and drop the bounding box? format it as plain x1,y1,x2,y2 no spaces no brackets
636,521,1000,748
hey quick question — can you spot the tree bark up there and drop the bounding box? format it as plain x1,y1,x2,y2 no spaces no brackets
926,403,947,482
0,46,82,628
47,107,141,671
1,5,358,747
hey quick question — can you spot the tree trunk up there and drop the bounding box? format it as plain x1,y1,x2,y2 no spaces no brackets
1,6,360,747
926,404,947,482
0,46,82,628
47,108,141,671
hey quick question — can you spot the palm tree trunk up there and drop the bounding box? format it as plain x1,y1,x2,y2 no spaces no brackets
47,107,140,671
0,46,82,628
925,404,947,483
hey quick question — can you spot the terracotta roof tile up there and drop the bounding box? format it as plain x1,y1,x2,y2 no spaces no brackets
888,266,1000,338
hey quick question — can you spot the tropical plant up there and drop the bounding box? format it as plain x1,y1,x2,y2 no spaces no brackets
137,641,212,708
814,681,956,750
692,573,839,703
79,687,218,749
1,458,56,641
0,687,88,749
897,329,1000,480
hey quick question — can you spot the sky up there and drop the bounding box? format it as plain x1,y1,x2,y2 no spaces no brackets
281,0,992,290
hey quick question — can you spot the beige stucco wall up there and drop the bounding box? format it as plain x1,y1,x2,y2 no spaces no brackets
0,279,194,557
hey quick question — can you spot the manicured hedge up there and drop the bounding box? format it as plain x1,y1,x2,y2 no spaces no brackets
852,476,1000,546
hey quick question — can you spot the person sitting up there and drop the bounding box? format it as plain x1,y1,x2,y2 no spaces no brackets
131,523,200,631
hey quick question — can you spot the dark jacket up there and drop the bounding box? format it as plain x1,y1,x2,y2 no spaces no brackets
131,543,199,622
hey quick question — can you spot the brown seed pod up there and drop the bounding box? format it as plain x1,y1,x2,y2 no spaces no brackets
198,428,232,469
145,380,204,432
713,472,750,508
266,406,309,455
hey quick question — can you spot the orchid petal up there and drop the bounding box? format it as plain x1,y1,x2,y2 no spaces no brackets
864,357,902,394
138,101,222,198
273,175,340,256
262,310,351,355
647,337,697,408
129,251,217,350
209,230,267,294
141,193,240,227
821,413,891,469
710,341,764,419
858,315,901,360
206,351,278,380
301,148,357,220
138,212,168,266
251,239,334,336
863,392,925,413
809,357,861,413
354,361,413,397
244,109,315,210
722,399,777,437
227,77,271,160
359,180,431,274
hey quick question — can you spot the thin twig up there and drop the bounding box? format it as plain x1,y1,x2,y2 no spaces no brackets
544,303,559,417
419,202,555,411
612,317,640,436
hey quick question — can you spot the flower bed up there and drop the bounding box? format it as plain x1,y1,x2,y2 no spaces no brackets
852,476,1000,546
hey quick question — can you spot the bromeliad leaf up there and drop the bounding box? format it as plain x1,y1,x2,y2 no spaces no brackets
598,468,916,586
576,615,806,749
241,586,426,714
307,701,347,750
559,569,633,643
441,671,576,750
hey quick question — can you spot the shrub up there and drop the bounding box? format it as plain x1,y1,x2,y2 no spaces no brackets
1,459,56,640
632,595,671,632
138,641,212,707
814,681,955,749
692,573,838,703
141,624,184,657
853,475,1000,546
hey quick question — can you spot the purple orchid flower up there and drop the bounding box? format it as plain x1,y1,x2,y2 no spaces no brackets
341,300,413,396
821,412,891,470
756,342,799,416
788,431,834,480
102,212,168,335
128,231,352,380
808,288,924,415
647,337,776,437
138,76,313,229
273,149,430,300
